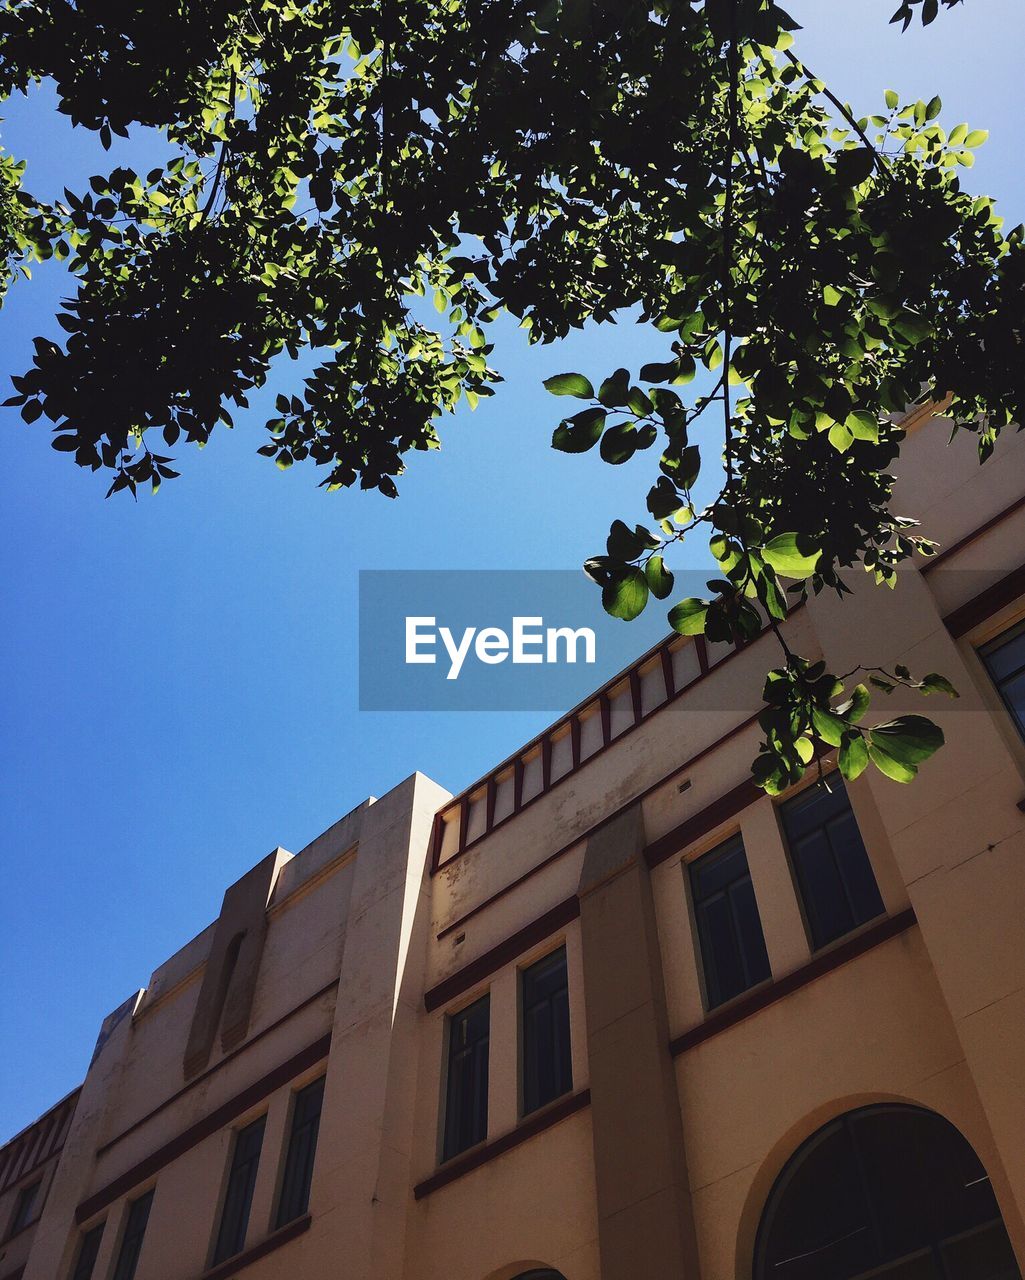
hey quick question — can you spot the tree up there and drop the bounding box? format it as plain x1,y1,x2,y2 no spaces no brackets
0,0,1019,791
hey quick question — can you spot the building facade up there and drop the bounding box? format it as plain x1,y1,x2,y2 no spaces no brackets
4,411,1025,1280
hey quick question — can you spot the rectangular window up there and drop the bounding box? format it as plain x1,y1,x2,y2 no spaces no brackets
980,619,1025,742
8,1180,40,1237
275,1076,324,1229
442,994,490,1161
781,777,884,950
690,835,771,1008
111,1190,153,1280
71,1223,105,1280
521,947,572,1116
212,1115,266,1264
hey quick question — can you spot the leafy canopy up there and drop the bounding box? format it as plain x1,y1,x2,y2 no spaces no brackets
0,0,1018,791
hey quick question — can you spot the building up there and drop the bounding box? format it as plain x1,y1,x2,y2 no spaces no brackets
4,410,1025,1280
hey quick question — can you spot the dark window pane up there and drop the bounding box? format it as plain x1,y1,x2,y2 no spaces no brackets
981,623,1025,741
71,1224,105,1280
782,779,884,949
522,947,572,1115
443,994,490,1159
756,1106,1022,1280
9,1180,40,1236
275,1076,324,1228
691,836,771,1008
213,1115,266,1263
112,1190,153,1280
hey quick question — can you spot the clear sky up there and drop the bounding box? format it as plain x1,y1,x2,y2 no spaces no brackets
1,0,1022,1139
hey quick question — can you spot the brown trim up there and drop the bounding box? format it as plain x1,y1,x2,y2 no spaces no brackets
425,898,580,1012
97,979,339,1158
435,709,764,942
413,1089,591,1200
428,811,445,875
669,909,918,1057
431,619,791,874
943,562,1025,639
76,1035,331,1223
645,777,763,870
923,492,1025,573
0,1087,81,1193
199,1215,311,1280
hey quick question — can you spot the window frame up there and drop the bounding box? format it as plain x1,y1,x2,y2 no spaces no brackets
211,1113,266,1265
6,1178,42,1239
274,1074,325,1230
69,1222,105,1280
519,944,573,1118
441,991,491,1163
110,1188,154,1280
778,774,885,952
688,832,772,1010
978,615,1025,744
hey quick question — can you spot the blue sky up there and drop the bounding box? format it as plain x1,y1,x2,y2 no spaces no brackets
1,0,1023,1138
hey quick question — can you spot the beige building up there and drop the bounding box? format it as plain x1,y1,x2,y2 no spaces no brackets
4,413,1025,1280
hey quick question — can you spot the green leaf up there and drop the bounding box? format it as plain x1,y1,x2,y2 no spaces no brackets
645,554,674,600
869,715,944,768
920,672,959,698
839,732,870,781
544,372,594,398
835,146,875,187
761,533,821,578
598,368,631,407
640,359,677,383
600,420,640,464
926,94,942,120
846,411,880,442
552,407,606,453
811,707,846,747
603,568,649,621
885,88,899,109
668,597,708,636
869,741,917,783
607,519,658,560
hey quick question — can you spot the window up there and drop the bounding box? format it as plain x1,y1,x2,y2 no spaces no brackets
111,1189,153,1280
980,619,1025,742
780,777,884,950
212,1115,265,1264
442,994,490,1161
690,835,771,1008
71,1223,105,1280
521,947,572,1116
275,1076,324,1228
8,1179,40,1236
755,1105,1021,1280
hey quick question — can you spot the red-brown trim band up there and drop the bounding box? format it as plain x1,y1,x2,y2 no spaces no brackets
436,710,763,942
645,777,764,870
76,1035,331,1224
413,1089,591,1200
943,562,1025,639
923,493,1025,573
96,979,339,1159
425,897,580,1013
199,1214,311,1280
669,909,917,1057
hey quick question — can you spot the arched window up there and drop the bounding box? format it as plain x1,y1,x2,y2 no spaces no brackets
755,1105,1021,1280
510,1273,565,1280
